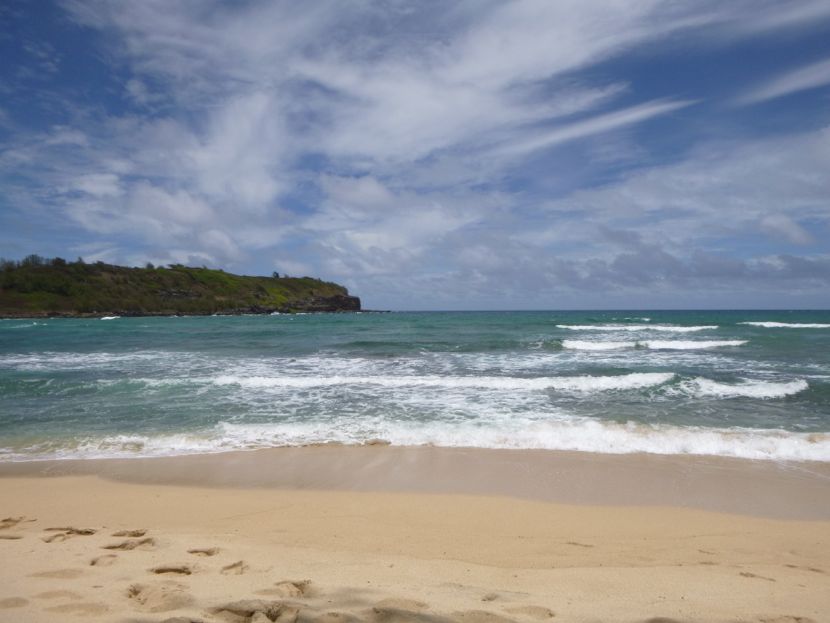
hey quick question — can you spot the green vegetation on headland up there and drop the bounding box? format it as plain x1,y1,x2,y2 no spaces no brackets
0,255,361,317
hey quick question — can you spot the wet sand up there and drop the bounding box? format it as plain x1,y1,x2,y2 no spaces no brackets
1,446,829,622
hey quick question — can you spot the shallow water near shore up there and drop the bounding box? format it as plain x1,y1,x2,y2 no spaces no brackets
1,310,829,462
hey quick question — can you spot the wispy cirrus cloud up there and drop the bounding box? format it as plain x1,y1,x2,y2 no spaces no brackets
1,1,830,308
736,57,830,105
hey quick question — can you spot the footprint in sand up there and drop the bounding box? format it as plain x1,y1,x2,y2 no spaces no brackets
103,537,156,551
127,582,195,613
503,606,555,620
46,526,96,535
0,516,35,540
220,560,249,575
90,554,118,567
30,569,85,579
758,617,818,623
151,564,194,576
784,564,826,574
739,571,776,582
188,547,219,557
0,516,34,530
254,580,312,597
0,597,29,609
271,580,313,598
43,527,97,543
214,600,304,623
112,528,147,537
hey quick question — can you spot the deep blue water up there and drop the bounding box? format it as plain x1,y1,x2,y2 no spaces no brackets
1,310,829,461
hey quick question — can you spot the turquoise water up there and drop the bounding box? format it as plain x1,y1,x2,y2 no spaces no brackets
1,310,829,462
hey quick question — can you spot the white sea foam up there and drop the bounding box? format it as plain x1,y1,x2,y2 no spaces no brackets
681,377,808,399
562,339,746,351
4,418,828,463
0,350,196,370
213,372,675,393
739,321,830,328
641,340,747,350
556,324,718,333
2,321,46,329
100,316,120,320
561,340,635,351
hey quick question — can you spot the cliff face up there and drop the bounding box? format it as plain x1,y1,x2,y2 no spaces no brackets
0,259,361,316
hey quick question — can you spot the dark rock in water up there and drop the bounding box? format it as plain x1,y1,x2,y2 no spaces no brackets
301,294,361,312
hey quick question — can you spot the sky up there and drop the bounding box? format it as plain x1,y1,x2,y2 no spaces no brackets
1,1,830,310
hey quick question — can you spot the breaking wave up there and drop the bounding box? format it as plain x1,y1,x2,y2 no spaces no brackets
739,322,830,329
3,418,827,463
212,371,676,393
562,339,746,351
556,324,718,333
679,378,809,399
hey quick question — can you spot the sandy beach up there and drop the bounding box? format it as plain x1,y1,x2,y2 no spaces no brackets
0,447,828,623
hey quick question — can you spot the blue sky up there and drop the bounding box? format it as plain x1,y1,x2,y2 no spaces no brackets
1,1,829,310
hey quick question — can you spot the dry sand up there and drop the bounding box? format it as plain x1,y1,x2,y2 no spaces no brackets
0,446,828,623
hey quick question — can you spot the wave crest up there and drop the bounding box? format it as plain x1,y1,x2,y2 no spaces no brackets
562,339,746,351
4,419,828,462
739,322,830,328
556,324,718,333
681,378,808,399
213,372,676,393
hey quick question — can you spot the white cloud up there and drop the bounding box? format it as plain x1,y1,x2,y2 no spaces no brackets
493,99,695,157
737,57,830,105
72,173,122,198
3,1,830,307
759,214,815,246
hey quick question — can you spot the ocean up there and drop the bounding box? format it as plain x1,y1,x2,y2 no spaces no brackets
1,310,829,462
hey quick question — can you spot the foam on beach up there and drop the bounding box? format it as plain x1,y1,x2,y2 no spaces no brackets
3,416,828,463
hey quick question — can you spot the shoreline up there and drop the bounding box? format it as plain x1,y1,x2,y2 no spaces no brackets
0,448,828,622
3,445,829,520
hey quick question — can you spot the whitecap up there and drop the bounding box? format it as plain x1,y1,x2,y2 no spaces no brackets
556,324,717,333
562,339,746,351
562,340,635,351
4,417,828,463
739,321,830,328
212,371,676,393
681,377,808,399
642,340,747,350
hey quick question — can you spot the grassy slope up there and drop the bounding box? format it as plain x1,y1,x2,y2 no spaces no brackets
0,261,360,316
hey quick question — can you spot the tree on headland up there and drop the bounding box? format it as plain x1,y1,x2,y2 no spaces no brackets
0,257,359,316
